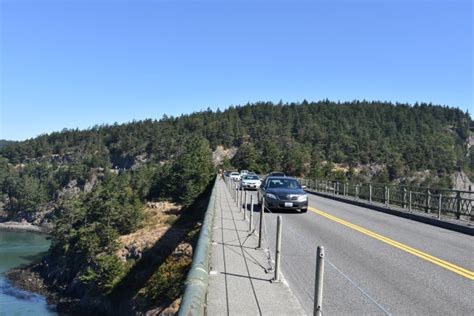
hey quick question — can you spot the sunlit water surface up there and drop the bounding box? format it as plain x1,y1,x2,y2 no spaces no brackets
0,230,56,316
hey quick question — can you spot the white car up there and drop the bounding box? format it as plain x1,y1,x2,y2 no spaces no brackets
240,174,261,190
240,170,250,177
229,172,240,181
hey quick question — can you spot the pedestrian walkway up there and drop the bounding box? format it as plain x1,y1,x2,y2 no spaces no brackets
207,178,306,315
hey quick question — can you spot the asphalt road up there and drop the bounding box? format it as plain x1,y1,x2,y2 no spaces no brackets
243,189,474,315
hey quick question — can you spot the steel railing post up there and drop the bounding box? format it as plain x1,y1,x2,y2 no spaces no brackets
369,185,372,203
409,191,412,212
387,187,390,206
232,182,235,201
274,215,282,282
249,195,254,232
403,188,407,208
313,246,325,316
240,187,243,211
236,184,239,207
355,184,359,199
384,186,388,205
238,185,241,207
244,190,247,220
438,193,442,219
258,196,264,249
426,190,431,213
456,191,461,219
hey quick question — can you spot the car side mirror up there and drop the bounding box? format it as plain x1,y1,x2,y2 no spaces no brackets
302,185,307,189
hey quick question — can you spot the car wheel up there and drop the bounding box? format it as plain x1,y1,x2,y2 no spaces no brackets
301,208,308,213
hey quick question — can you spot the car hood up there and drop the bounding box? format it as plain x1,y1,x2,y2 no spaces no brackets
267,188,305,195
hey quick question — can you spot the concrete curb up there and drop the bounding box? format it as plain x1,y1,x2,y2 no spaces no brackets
307,190,474,236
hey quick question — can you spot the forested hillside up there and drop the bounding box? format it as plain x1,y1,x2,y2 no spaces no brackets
1,101,472,201
0,139,15,149
0,100,472,313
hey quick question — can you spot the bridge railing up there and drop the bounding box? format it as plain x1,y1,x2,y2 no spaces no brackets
298,178,473,221
178,177,217,316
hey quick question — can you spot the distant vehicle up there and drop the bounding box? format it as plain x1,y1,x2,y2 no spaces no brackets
224,171,230,177
240,174,261,190
258,176,307,213
240,170,250,177
229,172,240,181
269,172,286,177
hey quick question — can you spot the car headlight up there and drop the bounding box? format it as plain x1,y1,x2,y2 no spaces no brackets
266,193,277,199
297,194,308,202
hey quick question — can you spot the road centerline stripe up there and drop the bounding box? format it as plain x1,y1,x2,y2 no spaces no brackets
308,206,474,280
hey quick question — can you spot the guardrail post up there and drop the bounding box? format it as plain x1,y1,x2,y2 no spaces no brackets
409,191,412,212
258,196,264,249
426,190,431,213
384,186,387,205
244,190,247,220
369,185,372,203
438,193,442,219
231,181,234,199
387,187,390,206
456,191,461,219
343,182,347,196
313,246,325,316
355,184,359,199
336,182,339,195
274,216,282,282
240,187,244,210
403,188,407,208
249,195,254,232
236,184,239,207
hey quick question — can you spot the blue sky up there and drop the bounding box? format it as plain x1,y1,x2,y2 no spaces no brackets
1,0,472,141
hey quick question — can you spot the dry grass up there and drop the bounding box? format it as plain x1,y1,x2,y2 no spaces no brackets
116,202,182,261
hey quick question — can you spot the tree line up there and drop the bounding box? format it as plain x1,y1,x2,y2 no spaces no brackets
1,101,472,221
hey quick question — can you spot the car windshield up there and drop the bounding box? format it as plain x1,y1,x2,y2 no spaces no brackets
244,175,259,180
267,179,301,189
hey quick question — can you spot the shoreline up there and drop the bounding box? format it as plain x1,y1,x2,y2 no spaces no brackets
0,221,51,234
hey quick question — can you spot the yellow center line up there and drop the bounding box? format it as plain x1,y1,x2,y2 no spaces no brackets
308,206,474,280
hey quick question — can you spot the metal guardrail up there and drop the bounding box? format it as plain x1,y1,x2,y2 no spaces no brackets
298,178,474,221
178,177,217,316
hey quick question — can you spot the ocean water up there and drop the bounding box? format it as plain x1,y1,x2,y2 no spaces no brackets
0,230,56,316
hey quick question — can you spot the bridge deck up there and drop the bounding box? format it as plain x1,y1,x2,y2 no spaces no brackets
207,178,306,315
